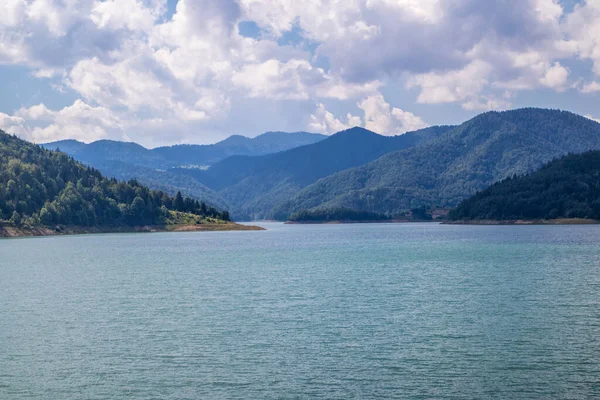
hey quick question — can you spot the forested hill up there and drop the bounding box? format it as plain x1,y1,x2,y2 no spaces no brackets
273,108,600,218
172,125,453,219
0,130,230,229
449,151,600,221
42,131,325,217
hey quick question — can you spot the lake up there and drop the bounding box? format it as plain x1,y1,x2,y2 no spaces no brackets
1,222,600,399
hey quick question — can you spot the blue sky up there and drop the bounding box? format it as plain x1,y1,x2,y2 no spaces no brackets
0,0,599,147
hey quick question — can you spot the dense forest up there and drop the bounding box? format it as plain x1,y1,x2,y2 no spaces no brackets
274,108,600,218
449,151,600,221
0,130,229,228
288,208,393,223
288,206,433,223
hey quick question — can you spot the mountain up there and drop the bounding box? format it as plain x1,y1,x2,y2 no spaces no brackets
43,131,326,169
173,126,453,219
273,109,600,218
42,131,325,215
83,160,231,211
0,130,232,232
153,131,327,166
449,151,600,221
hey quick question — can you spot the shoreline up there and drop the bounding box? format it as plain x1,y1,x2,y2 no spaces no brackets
285,219,437,225
444,218,600,225
0,223,265,238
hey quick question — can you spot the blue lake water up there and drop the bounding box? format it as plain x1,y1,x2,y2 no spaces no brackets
1,222,600,399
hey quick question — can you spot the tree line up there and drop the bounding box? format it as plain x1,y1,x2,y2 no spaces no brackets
0,131,230,227
449,151,600,221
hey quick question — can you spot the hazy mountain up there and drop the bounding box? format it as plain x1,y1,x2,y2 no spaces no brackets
174,126,453,219
154,131,327,166
87,160,230,212
42,131,325,217
43,131,326,170
449,151,600,221
273,109,600,218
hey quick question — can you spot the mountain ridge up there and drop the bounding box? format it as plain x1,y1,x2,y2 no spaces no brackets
43,131,327,169
272,108,600,218
173,125,454,219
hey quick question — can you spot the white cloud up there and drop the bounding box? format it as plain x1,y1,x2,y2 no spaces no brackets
67,55,176,112
359,94,428,134
91,0,162,32
564,1,600,75
0,112,26,136
581,81,600,94
1,100,124,143
407,60,501,109
0,0,599,145
232,59,317,100
540,62,569,90
310,93,427,135
308,103,361,134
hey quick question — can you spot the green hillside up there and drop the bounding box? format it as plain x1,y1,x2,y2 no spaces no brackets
0,130,230,230
43,131,325,218
273,109,600,218
449,151,600,221
175,125,452,219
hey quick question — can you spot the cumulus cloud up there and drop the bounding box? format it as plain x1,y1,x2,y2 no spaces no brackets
0,112,26,136
564,0,600,76
310,93,428,135
0,0,598,144
540,62,569,90
0,100,124,143
581,81,600,94
358,94,428,134
308,103,361,134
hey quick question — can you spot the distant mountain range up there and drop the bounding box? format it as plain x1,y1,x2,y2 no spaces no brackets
42,131,326,212
41,108,600,220
44,131,326,170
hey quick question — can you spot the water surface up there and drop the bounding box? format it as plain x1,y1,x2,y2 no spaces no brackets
1,223,600,399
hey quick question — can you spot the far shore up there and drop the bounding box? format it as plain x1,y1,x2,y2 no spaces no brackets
444,218,600,225
285,219,438,225
0,223,265,238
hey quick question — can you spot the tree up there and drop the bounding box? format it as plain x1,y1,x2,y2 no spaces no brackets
39,206,54,225
130,196,147,224
10,211,21,226
174,191,184,211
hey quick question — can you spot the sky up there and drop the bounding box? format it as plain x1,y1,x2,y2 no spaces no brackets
0,0,599,147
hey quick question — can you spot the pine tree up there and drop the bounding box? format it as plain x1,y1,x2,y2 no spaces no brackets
174,191,184,211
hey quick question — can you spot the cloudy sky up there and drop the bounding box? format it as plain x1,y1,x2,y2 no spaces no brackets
0,0,599,147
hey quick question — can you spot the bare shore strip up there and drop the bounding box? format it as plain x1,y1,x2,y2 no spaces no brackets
285,219,433,224
444,218,600,225
0,223,265,238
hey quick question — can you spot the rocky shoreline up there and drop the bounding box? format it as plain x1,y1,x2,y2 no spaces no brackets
0,223,264,238
444,218,600,225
